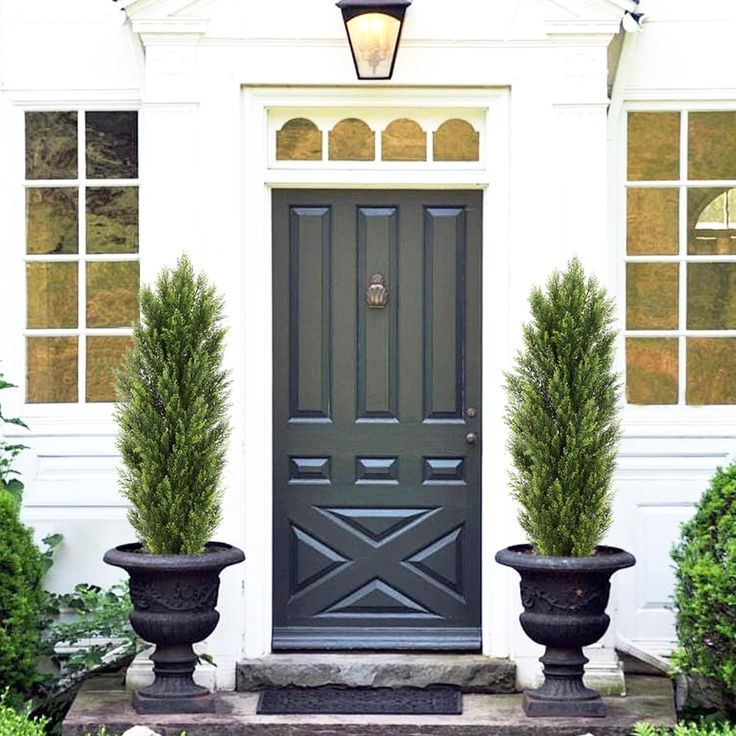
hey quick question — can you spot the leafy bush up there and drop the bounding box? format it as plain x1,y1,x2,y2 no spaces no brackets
115,255,231,555
633,721,736,736
0,371,46,707
504,257,620,556
0,692,48,736
672,461,736,716
0,371,29,505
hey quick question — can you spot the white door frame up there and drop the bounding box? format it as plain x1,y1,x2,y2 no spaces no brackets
240,85,513,659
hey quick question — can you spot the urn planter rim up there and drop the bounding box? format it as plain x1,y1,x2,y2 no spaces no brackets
104,541,245,572
495,544,635,573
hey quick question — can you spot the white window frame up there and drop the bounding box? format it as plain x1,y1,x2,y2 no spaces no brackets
2,99,142,432
619,100,736,427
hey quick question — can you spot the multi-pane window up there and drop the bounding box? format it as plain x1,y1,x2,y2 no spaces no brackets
24,110,139,404
626,110,736,405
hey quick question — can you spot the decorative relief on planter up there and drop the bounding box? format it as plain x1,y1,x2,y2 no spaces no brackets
129,579,220,611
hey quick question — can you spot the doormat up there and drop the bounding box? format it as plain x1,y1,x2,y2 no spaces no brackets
257,686,463,715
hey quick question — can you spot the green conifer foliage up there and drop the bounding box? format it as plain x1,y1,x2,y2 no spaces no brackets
672,461,736,714
0,491,45,706
504,257,621,557
116,255,231,555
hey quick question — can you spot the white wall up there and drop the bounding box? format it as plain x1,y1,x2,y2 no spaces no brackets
0,0,648,691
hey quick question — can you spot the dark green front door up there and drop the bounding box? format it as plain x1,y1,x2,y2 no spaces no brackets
272,190,482,650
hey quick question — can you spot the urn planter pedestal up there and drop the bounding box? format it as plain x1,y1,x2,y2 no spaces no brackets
496,544,635,718
104,541,244,715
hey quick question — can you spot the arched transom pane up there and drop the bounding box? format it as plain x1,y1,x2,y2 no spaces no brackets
277,118,322,161
329,118,375,161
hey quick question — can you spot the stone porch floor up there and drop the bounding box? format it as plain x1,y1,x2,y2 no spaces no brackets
62,675,674,736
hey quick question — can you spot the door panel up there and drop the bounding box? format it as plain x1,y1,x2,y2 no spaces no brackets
273,190,482,650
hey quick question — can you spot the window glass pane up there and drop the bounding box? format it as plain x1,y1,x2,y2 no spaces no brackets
86,111,138,179
626,263,679,330
688,187,736,255
627,112,679,181
382,118,426,161
627,188,679,255
433,119,479,162
26,337,78,403
86,336,132,403
87,187,139,254
329,118,375,161
276,118,322,161
26,188,78,255
689,112,736,181
26,262,78,328
626,338,678,405
687,338,736,404
687,262,736,329
86,262,140,328
25,111,77,180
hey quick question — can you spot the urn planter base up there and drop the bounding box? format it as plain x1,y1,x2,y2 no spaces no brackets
523,646,606,717
132,642,215,714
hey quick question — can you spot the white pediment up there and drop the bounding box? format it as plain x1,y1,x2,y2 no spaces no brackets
540,0,637,20
119,0,216,35
121,0,635,41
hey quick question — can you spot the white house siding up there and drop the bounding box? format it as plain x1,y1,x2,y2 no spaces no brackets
609,0,736,660
7,0,726,692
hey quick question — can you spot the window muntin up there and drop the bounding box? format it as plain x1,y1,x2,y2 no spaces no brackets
24,110,139,404
626,110,736,405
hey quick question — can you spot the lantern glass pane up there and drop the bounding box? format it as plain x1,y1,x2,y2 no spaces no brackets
346,13,401,79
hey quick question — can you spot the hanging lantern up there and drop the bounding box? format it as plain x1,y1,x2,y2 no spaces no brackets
336,0,412,80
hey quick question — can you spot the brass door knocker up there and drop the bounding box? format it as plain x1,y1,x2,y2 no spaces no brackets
366,273,389,308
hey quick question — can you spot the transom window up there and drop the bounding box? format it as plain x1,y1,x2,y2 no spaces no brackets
24,110,139,404
271,108,484,166
626,110,736,405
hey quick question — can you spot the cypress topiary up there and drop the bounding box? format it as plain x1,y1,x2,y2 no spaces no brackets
0,491,45,707
115,254,231,555
504,257,621,557
672,461,736,715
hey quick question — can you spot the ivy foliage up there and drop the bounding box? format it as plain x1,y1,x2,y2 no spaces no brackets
0,371,29,506
672,461,736,715
504,257,621,556
116,255,231,554
633,721,736,736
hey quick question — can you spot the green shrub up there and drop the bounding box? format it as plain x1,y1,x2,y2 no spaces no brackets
504,257,621,556
672,461,736,715
0,693,48,736
115,255,230,555
0,487,46,707
634,721,736,736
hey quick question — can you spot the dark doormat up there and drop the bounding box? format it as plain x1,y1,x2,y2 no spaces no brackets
257,686,463,715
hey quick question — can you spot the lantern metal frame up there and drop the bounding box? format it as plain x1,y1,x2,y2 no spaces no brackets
336,0,412,81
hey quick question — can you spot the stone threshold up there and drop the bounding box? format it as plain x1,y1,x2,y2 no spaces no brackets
62,675,674,736
236,653,516,693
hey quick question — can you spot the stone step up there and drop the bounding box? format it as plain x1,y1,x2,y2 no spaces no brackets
236,654,516,694
62,675,675,736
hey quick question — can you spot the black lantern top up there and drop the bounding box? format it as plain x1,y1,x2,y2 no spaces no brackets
336,0,412,80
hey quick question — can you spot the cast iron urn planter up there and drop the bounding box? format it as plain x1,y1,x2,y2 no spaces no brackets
496,544,635,718
104,542,244,714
